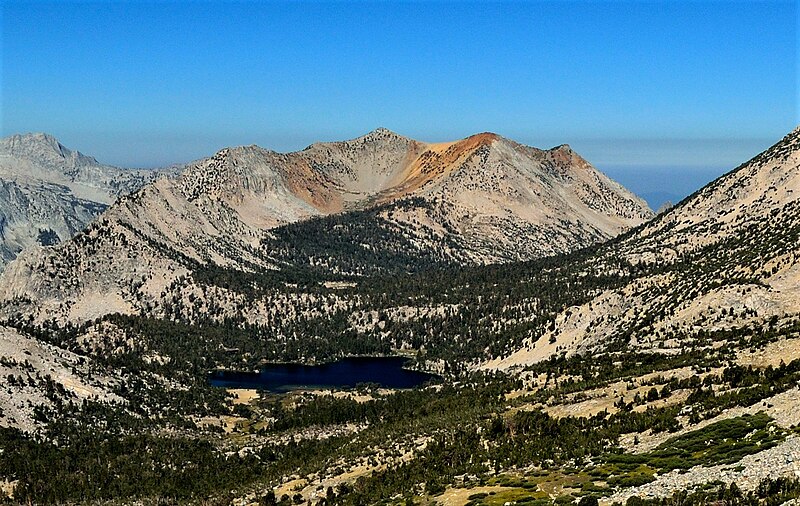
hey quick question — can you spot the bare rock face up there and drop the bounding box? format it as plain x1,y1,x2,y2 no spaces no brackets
0,133,178,270
0,180,105,264
490,126,800,369
0,129,652,323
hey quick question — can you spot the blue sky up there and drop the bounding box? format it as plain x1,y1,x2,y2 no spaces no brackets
1,1,797,206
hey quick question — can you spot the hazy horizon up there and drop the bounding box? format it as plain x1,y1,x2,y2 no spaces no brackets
2,0,796,206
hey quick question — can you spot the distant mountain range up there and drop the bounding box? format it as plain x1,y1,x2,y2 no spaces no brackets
604,165,730,211
0,128,651,323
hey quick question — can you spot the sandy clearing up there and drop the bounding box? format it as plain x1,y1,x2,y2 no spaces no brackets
229,388,260,405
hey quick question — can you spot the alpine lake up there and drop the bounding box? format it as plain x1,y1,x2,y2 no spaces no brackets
209,356,438,393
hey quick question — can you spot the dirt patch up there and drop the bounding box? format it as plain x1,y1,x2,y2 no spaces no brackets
0,480,17,500
436,486,517,506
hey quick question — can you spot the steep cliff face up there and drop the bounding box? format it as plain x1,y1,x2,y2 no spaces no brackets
0,179,106,264
0,133,177,270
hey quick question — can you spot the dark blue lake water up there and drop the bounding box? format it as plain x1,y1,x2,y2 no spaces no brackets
209,356,437,392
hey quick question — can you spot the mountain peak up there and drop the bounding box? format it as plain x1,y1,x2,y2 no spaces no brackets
368,126,395,135
462,132,501,146
0,126,655,326
358,127,409,142
0,132,105,169
23,132,60,144
228,144,275,156
301,128,414,153
3,132,67,156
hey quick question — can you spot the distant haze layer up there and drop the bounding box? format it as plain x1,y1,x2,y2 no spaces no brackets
601,166,727,210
